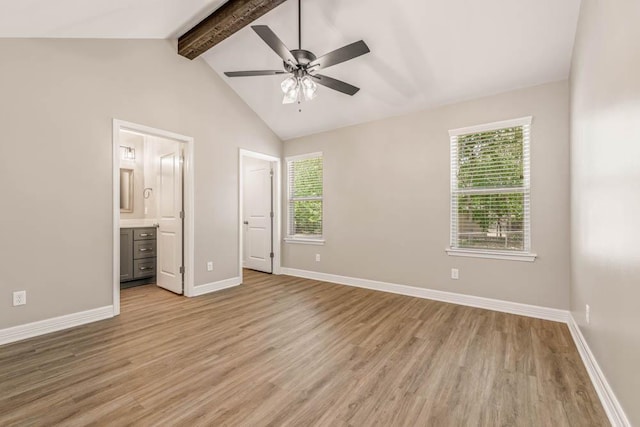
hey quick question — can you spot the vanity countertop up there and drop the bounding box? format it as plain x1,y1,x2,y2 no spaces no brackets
120,220,158,229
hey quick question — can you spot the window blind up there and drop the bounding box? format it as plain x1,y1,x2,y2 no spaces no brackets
450,118,531,252
287,154,323,237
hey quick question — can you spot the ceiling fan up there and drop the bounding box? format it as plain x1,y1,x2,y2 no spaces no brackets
224,0,370,104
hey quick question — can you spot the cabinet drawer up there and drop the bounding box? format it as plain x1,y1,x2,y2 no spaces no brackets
133,259,156,279
134,228,156,241
134,240,156,259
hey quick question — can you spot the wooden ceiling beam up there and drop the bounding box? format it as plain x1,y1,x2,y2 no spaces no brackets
178,0,288,60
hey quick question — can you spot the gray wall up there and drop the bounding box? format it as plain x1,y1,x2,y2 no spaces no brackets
0,39,282,328
570,0,640,423
283,81,570,309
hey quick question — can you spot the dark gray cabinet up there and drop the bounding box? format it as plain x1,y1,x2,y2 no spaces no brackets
120,229,134,281
121,227,156,283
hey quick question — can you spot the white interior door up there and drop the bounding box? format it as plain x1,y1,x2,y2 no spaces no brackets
156,139,183,294
243,156,273,273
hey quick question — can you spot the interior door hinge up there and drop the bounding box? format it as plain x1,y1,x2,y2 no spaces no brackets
180,211,185,219
270,252,274,259
180,266,185,274
270,169,274,177
270,211,274,218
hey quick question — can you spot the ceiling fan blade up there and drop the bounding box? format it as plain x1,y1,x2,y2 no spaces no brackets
311,74,360,96
308,40,370,70
224,70,288,77
251,25,297,65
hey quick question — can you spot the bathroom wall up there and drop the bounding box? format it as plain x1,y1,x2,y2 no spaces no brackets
119,131,145,220
142,136,157,221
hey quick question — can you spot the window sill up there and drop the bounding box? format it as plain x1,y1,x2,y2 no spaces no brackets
285,238,325,246
446,248,537,262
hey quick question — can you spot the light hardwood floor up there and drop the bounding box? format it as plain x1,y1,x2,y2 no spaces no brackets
0,270,608,426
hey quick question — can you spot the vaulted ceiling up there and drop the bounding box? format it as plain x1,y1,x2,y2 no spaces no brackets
0,0,582,140
0,0,226,38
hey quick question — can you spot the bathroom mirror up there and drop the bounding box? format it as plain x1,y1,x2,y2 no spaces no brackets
120,168,134,213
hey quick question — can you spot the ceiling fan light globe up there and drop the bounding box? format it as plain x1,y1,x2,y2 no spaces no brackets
303,89,317,101
301,76,318,101
281,76,298,94
283,86,299,104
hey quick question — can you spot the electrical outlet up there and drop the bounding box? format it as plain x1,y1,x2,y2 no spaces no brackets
207,261,213,272
315,254,321,262
451,268,459,280
13,290,26,306
586,304,590,324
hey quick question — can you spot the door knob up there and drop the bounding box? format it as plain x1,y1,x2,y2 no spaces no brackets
243,221,249,225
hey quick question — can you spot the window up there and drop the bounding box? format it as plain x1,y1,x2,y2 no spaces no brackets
286,153,324,243
447,117,535,261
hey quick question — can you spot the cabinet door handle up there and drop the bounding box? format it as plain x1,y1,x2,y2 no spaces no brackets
140,233,152,237
139,266,152,271
139,248,151,252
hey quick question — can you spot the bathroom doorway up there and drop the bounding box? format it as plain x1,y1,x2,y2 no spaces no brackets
112,120,195,316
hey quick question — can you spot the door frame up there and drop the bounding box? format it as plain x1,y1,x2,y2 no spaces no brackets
112,119,195,316
239,149,282,278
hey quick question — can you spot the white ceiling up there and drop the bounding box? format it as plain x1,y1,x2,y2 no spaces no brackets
0,0,226,38
0,0,581,140
203,0,582,140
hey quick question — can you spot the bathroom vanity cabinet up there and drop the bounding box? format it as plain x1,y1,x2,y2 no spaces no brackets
120,227,157,283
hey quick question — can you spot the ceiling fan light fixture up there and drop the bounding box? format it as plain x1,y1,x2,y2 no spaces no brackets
301,76,317,101
225,0,369,103
281,76,297,94
282,89,299,104
281,75,299,104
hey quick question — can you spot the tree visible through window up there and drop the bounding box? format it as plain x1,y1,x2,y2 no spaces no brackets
287,154,323,238
450,118,531,252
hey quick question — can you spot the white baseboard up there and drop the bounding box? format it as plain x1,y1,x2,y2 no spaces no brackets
0,305,114,346
567,314,631,427
192,276,241,297
0,277,242,345
280,268,568,322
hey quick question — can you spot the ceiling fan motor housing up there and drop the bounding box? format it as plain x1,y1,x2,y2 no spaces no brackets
285,49,317,73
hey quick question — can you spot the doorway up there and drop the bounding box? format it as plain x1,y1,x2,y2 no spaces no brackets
239,149,281,278
112,120,195,315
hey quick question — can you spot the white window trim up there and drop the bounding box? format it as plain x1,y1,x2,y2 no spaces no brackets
448,116,532,137
446,248,536,262
284,237,326,245
447,116,536,261
286,152,323,162
286,152,324,244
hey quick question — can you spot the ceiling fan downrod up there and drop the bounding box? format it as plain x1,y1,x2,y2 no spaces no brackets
298,0,301,50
